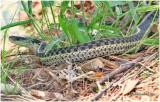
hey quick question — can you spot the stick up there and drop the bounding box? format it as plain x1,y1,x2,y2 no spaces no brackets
98,57,143,84
91,81,115,101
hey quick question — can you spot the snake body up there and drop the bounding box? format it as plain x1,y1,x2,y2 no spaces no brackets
9,12,155,65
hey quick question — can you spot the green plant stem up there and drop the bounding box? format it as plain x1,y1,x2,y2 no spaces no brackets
49,4,56,27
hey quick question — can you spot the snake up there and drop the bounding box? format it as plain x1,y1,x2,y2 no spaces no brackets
9,12,156,66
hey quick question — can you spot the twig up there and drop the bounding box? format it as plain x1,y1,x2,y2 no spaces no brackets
91,81,115,101
109,56,129,63
98,57,144,84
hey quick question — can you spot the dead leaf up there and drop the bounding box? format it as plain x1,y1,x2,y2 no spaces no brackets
121,79,139,95
141,96,150,101
81,58,105,71
30,90,46,99
151,23,158,33
91,58,105,69
30,89,63,101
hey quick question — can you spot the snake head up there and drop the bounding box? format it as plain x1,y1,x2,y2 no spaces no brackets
9,36,43,53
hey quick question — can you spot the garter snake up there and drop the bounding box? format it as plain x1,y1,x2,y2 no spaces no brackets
9,12,156,65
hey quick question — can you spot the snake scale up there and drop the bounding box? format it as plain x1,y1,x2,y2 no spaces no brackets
9,12,155,65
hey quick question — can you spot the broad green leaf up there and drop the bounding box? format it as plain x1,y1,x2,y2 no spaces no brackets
59,16,71,43
67,19,90,44
59,17,90,44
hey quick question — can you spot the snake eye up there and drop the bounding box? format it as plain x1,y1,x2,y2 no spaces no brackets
31,39,42,45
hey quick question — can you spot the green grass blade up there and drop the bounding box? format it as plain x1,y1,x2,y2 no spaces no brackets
21,1,47,40
95,25,122,37
41,1,54,7
60,1,69,17
143,38,159,46
103,1,114,16
109,1,127,7
1,19,32,30
28,1,32,15
128,1,138,21
136,5,159,12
